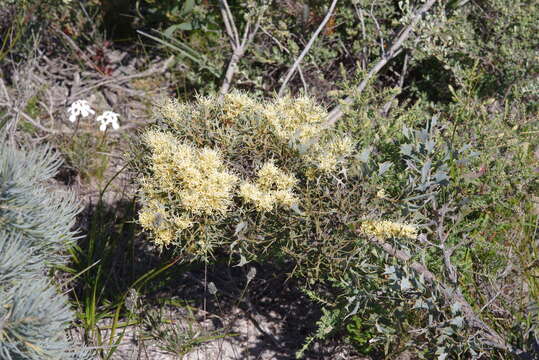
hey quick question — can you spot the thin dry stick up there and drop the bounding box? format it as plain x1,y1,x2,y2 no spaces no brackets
381,52,409,116
219,0,268,97
277,0,339,97
326,0,438,125
353,4,368,71
70,57,173,100
261,26,309,93
362,233,526,355
17,110,59,134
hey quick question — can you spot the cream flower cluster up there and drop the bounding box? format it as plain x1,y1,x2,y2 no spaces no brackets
309,135,355,173
144,130,239,216
262,96,326,145
222,92,260,123
239,162,298,212
360,220,418,240
139,131,240,246
138,199,193,246
67,99,120,131
259,96,355,173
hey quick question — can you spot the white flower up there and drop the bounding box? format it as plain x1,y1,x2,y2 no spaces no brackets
96,111,120,132
67,100,95,123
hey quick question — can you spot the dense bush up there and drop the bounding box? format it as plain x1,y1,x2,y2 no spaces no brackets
0,144,90,359
132,92,361,268
130,86,537,358
1,0,537,358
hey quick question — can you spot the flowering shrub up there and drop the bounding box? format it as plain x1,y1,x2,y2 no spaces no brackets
131,92,374,268
131,90,537,357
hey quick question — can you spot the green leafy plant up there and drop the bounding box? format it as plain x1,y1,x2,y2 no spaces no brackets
129,86,537,358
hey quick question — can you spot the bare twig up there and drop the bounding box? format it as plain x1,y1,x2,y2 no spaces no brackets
381,52,409,116
327,0,438,125
55,27,105,75
261,25,308,93
277,0,338,97
298,65,308,93
70,57,173,100
353,3,368,71
220,0,240,47
436,204,459,285
17,110,59,134
368,7,385,58
219,0,270,98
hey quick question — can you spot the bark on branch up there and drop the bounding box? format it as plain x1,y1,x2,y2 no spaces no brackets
278,0,339,97
326,0,438,125
362,233,527,356
219,0,268,98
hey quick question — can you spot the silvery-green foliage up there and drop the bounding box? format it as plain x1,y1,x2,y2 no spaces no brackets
335,263,482,359
397,116,474,217
0,144,80,266
0,232,43,283
299,118,491,357
0,143,90,359
0,280,74,360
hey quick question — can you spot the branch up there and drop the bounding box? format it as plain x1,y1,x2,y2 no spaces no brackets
220,0,240,47
353,3,368,71
326,0,438,126
277,0,338,97
16,110,59,134
362,233,526,356
219,0,269,98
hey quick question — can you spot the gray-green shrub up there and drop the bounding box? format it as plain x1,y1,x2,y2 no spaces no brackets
0,143,90,360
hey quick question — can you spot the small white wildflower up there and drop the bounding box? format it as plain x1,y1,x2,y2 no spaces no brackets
96,111,120,131
67,100,95,123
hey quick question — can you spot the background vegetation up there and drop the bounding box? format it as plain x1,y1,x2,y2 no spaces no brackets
0,0,537,359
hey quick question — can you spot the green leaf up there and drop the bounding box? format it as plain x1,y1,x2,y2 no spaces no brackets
164,22,194,37
181,0,195,15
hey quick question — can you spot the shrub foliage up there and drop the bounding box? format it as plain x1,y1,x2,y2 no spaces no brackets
131,85,538,358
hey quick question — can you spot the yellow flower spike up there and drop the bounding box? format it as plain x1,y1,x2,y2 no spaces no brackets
376,188,388,199
262,96,326,145
156,98,186,123
360,220,418,240
173,214,193,231
155,227,175,246
239,182,275,212
198,148,222,170
316,153,339,173
256,162,298,190
138,207,157,231
240,161,298,212
142,131,239,218
330,136,355,158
